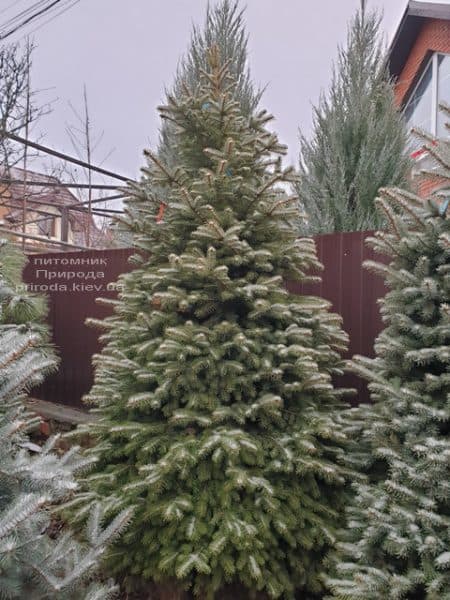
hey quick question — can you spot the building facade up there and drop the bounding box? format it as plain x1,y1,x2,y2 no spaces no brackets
0,167,109,251
388,0,450,196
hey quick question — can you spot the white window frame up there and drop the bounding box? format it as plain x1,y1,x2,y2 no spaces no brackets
404,51,450,137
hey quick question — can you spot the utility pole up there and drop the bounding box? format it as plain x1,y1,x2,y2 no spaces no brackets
84,86,92,248
21,41,31,251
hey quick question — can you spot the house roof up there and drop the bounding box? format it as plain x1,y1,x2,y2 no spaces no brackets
0,166,108,247
1,166,83,227
388,1,450,79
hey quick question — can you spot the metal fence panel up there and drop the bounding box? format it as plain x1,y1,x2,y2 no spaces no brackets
23,232,386,408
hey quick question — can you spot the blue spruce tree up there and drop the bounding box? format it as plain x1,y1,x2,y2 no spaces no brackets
0,239,132,598
329,107,450,599
70,48,353,599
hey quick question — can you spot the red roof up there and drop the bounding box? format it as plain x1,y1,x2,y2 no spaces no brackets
0,166,109,248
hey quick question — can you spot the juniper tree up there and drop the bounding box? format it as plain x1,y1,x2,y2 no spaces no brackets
328,109,450,599
296,2,410,234
71,49,353,599
0,239,132,599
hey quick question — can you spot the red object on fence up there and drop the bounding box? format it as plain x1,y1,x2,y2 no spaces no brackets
23,232,387,409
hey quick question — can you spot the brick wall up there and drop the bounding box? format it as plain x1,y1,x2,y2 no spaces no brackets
394,18,450,106
393,18,450,198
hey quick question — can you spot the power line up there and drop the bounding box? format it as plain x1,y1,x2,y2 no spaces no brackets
22,0,80,39
0,0,79,41
0,0,61,40
0,0,28,18
0,0,51,29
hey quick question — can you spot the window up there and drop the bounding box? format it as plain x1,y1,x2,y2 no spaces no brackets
404,52,450,139
437,53,450,137
37,213,56,238
404,60,433,134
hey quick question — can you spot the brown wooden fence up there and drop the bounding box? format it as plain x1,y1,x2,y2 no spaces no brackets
23,231,387,408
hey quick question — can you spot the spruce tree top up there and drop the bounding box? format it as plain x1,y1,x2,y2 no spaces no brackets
157,0,261,169
129,46,313,281
175,0,260,116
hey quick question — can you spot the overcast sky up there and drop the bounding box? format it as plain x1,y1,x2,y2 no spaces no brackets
0,0,440,182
